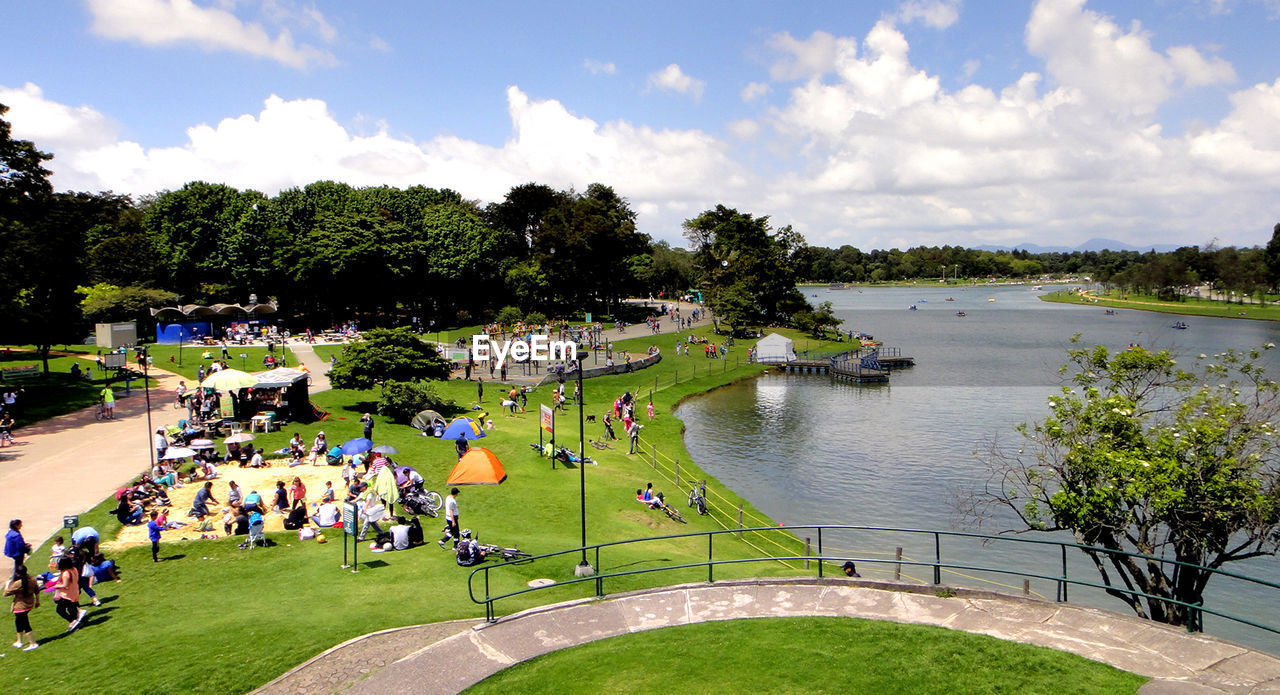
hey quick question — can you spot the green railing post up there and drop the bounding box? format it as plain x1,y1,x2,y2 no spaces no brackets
595,547,603,597
485,569,494,622
933,532,942,585
707,532,714,583
817,527,824,579
1059,544,1068,603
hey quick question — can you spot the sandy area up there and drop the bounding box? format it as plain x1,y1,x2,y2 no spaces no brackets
105,458,349,549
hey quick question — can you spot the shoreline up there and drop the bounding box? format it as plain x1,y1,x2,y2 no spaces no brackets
1039,289,1280,322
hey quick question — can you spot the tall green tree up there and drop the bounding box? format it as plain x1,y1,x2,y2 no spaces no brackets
963,342,1280,626
329,327,450,389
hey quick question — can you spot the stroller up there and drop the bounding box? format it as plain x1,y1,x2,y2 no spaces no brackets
398,485,442,518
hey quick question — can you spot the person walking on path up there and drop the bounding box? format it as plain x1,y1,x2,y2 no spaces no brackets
154,428,168,462
147,511,163,563
5,563,39,651
438,488,461,549
53,556,85,631
0,412,14,446
4,520,30,574
100,385,115,419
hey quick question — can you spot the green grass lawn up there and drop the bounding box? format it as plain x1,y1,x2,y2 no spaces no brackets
0,349,158,428
142,344,298,382
1041,289,1280,321
464,617,1147,694
5,327,837,695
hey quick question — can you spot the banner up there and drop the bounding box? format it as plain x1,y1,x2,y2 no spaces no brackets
540,404,554,434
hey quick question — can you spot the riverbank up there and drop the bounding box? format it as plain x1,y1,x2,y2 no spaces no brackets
1,325,835,695
1040,288,1280,321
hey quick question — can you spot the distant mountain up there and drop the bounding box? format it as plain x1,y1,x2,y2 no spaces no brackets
975,238,1184,254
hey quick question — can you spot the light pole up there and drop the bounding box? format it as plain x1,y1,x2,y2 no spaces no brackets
141,346,154,468
574,349,594,577
178,327,184,367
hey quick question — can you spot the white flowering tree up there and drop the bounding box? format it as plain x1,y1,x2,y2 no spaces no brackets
965,340,1280,626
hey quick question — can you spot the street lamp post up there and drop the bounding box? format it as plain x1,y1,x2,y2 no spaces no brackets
574,349,594,577
141,346,154,468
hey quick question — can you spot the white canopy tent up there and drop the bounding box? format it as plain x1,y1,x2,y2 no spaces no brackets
754,332,796,363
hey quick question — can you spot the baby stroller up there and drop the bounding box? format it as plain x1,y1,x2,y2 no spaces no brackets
398,485,442,518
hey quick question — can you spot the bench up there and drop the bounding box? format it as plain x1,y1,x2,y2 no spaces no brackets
0,365,40,382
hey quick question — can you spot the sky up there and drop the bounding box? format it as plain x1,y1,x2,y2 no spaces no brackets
2,0,1279,251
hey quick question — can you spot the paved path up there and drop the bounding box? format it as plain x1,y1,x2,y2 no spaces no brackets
254,578,1280,695
288,342,333,393
0,360,185,548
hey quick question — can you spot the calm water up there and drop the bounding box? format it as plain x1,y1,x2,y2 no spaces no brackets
677,285,1280,649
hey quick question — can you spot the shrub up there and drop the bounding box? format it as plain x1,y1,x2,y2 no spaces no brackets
377,380,454,423
525,311,547,325
496,306,523,325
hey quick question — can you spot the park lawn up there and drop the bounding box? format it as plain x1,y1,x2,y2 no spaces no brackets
1041,289,1280,321
7,327,845,695
0,350,157,428
142,344,298,382
465,617,1147,694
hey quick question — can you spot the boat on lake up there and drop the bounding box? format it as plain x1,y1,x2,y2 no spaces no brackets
1172,321,1189,329
1104,309,1117,316
956,311,966,317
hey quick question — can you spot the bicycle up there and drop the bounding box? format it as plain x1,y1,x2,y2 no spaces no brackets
660,502,687,524
94,398,110,421
687,480,708,516
590,439,614,450
477,543,533,563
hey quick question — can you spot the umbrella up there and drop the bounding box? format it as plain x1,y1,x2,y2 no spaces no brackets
341,437,373,455
188,439,216,449
225,432,256,444
446,447,507,486
441,417,486,441
372,444,399,454
161,447,197,460
200,368,259,391
410,409,445,432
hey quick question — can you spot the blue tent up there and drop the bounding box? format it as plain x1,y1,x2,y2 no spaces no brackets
441,418,487,441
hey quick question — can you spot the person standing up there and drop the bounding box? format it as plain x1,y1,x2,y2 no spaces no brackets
477,377,484,403
154,428,168,462
647,402,655,420
147,511,163,563
438,488,461,549
4,520,29,573
53,556,84,631
5,563,39,650
100,385,115,419
360,413,374,441
628,421,641,455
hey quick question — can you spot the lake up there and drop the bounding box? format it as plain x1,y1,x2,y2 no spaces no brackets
676,284,1280,649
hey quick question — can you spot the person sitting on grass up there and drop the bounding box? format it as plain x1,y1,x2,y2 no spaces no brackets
288,432,305,461
113,496,144,526
87,552,121,583
455,529,487,567
311,500,339,528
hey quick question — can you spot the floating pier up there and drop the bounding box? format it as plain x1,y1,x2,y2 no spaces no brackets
779,346,913,384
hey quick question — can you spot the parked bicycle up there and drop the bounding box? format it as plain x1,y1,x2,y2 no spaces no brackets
94,398,111,421
477,543,533,563
687,480,708,516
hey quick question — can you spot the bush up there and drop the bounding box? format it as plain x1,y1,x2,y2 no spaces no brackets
525,311,547,325
328,327,450,390
377,380,454,423
496,306,523,325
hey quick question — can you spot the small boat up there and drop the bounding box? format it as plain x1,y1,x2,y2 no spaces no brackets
944,297,955,302
919,299,927,303
987,298,996,302
1033,285,1042,290
1104,309,1117,316
1172,321,1189,330
908,305,918,311
956,311,966,317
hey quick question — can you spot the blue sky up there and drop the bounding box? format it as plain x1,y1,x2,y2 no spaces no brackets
3,0,1278,250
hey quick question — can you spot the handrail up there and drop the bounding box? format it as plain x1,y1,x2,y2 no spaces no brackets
467,524,1280,647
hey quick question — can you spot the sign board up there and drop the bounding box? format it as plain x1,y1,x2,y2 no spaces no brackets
63,515,79,530
102,353,127,369
540,404,554,434
342,501,358,535
584,313,592,323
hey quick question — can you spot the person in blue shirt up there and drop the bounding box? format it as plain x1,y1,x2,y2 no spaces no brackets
4,519,30,573
147,511,163,562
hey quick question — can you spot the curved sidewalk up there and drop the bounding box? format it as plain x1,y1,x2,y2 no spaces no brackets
261,578,1280,695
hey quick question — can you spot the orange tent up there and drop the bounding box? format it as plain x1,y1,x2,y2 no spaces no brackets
446,447,507,486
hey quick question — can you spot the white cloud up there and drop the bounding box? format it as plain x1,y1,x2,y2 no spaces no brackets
646,64,705,100
369,35,391,52
895,0,961,29
86,0,336,69
767,31,858,81
584,59,617,76
741,82,771,101
727,119,761,140
962,59,980,78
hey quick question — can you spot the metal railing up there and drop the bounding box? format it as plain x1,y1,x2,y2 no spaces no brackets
467,524,1280,648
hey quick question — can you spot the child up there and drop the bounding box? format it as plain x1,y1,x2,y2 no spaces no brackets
147,511,163,562
5,563,39,650
272,481,289,513
222,507,235,535
647,402,655,420
48,536,66,570
290,477,307,510
320,481,335,504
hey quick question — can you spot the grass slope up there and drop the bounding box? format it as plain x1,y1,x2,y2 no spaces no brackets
464,617,1147,695
4,326,846,695
1041,289,1280,321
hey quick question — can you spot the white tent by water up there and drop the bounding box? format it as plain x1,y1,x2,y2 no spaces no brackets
754,333,796,363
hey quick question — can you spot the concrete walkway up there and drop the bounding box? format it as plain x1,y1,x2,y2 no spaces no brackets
255,578,1280,695
288,342,333,393
0,360,186,547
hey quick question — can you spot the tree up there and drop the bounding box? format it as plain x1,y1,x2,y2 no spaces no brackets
1265,223,1280,289
328,327,450,389
962,341,1280,627
78,283,178,325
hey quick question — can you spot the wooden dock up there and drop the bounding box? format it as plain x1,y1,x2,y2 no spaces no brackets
778,346,913,384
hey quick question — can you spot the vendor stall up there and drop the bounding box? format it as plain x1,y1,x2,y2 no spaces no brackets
246,367,312,424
